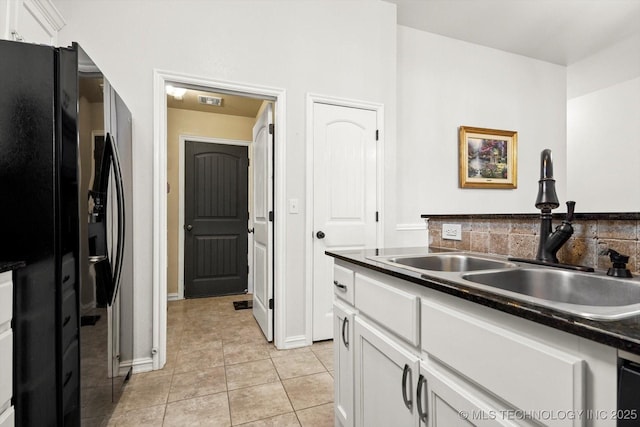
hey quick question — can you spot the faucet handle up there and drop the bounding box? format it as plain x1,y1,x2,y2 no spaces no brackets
607,249,630,264
606,249,633,278
565,201,575,223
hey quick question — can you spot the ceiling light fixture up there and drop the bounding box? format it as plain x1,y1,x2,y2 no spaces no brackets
166,85,187,100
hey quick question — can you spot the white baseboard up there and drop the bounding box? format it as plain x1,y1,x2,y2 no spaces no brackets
118,362,133,377
167,293,180,301
122,357,155,374
279,335,310,350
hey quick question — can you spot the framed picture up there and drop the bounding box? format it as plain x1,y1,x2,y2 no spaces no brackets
459,126,517,189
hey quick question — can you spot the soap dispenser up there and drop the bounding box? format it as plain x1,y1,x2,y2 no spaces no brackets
605,249,633,278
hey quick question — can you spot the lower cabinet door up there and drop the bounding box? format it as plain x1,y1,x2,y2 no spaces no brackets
419,359,532,427
334,301,355,427
354,317,419,427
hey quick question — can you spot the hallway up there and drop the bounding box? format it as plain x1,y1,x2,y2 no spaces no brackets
85,294,334,426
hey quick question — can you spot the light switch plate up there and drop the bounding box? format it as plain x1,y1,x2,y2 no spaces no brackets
289,198,299,214
442,223,462,241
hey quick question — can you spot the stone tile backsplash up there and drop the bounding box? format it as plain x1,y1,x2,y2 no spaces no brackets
428,218,640,274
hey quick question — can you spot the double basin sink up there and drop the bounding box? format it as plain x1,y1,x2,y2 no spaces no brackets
368,253,640,321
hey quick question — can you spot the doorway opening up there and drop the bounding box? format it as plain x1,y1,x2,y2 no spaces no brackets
167,89,266,300
153,71,286,369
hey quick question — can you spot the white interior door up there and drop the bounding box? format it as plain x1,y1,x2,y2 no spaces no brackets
313,103,378,341
252,103,274,341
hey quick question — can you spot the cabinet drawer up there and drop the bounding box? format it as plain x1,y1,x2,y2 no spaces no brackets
0,272,12,329
334,264,355,305
0,330,12,411
355,273,419,346
422,299,584,426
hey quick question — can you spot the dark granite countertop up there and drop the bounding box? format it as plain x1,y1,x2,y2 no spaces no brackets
420,212,640,220
0,261,25,273
326,247,640,357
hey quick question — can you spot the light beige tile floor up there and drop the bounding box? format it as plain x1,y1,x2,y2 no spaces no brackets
89,294,334,426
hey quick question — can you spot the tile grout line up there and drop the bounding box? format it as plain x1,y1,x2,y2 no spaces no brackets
224,352,234,426
270,351,301,426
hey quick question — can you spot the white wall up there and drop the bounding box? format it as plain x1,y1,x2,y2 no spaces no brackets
567,34,640,212
55,0,397,359
394,26,567,229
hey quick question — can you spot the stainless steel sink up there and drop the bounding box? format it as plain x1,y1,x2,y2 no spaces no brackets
462,268,640,320
371,254,517,272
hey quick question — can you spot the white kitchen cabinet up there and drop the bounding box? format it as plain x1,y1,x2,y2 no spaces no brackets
334,300,355,427
0,271,14,427
419,358,536,427
0,408,14,427
334,263,355,306
354,271,420,346
421,297,586,427
354,316,420,427
0,0,65,45
0,272,12,328
333,258,618,427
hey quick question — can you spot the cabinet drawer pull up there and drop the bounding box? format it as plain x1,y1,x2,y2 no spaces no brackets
341,317,349,348
417,374,428,422
402,364,413,411
333,280,347,291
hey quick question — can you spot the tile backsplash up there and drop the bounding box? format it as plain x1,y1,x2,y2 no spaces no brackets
427,217,640,274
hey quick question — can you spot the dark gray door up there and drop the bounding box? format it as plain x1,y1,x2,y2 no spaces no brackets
185,141,248,298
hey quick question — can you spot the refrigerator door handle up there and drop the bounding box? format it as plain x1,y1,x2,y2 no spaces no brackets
107,133,126,306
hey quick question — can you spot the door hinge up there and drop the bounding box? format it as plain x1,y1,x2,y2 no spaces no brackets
247,158,250,167
268,298,274,309
11,30,23,42
269,211,274,222
247,265,250,274
375,211,379,222
376,129,379,141
269,123,275,135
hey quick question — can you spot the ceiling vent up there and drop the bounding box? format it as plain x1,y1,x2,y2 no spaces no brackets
198,95,223,107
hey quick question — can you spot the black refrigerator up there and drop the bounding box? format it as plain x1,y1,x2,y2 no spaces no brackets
0,39,80,426
0,40,130,426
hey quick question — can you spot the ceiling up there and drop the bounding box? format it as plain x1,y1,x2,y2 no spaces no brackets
166,89,263,118
165,1,640,114
386,0,640,65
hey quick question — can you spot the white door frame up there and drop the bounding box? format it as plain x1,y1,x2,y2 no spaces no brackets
177,135,253,301
304,93,384,344
153,70,287,369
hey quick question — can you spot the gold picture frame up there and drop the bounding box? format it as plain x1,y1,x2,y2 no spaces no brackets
459,126,517,189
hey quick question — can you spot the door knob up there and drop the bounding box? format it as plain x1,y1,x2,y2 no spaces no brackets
185,224,193,231
316,231,325,239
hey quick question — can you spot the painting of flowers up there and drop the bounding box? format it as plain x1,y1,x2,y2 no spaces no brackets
459,126,517,189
